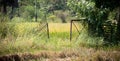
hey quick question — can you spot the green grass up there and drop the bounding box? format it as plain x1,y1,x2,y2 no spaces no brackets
0,22,120,61
0,34,76,56
0,22,79,56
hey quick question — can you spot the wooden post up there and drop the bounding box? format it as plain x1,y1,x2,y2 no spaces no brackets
47,23,50,39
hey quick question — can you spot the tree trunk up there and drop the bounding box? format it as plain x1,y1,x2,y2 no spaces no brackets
116,7,120,44
3,4,7,14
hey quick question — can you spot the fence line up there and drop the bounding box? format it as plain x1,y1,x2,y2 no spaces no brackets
70,19,86,41
38,22,49,39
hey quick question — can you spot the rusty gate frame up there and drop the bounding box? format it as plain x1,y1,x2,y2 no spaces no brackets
70,19,86,41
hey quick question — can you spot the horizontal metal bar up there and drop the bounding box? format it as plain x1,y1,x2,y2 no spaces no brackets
71,18,86,21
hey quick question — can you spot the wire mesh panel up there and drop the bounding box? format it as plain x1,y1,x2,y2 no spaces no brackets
31,22,49,40
70,19,86,41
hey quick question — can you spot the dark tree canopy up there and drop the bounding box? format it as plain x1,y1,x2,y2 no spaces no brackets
94,0,120,10
94,0,120,44
0,0,19,14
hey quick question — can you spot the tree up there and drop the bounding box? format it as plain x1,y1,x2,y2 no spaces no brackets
0,0,19,20
67,0,109,36
0,0,18,14
93,0,120,44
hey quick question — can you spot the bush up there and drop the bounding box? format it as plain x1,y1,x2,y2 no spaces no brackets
54,10,69,23
0,22,8,39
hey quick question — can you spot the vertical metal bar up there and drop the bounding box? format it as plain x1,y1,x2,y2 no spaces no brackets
70,20,72,41
47,23,50,39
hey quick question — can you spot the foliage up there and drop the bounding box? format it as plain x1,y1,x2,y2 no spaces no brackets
93,0,120,45
67,0,120,45
16,0,68,22
93,0,119,10
0,0,19,14
67,0,109,36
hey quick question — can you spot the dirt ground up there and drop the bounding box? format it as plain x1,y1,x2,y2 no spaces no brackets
0,48,120,61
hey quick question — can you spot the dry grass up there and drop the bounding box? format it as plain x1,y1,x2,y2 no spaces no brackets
49,23,81,33
11,22,81,34
0,48,120,61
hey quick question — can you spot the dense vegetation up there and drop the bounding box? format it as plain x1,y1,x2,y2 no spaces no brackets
67,0,120,45
0,0,120,61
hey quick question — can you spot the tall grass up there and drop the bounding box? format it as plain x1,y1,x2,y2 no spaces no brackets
0,22,77,56
0,22,119,61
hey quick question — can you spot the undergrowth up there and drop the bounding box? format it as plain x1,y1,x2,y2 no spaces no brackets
0,22,119,61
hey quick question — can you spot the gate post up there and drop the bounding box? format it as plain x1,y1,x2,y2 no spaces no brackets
47,23,50,39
